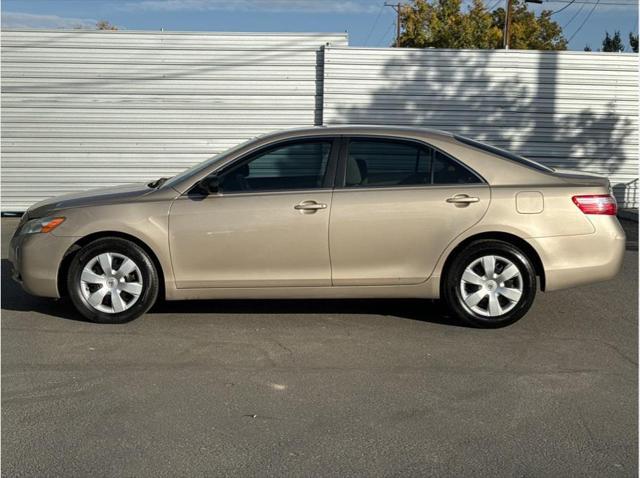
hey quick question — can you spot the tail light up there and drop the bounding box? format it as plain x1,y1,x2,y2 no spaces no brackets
572,194,617,215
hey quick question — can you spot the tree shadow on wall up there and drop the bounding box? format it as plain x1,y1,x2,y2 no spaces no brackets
327,48,637,206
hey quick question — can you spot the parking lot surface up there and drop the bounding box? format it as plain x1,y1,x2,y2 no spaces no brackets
2,217,637,477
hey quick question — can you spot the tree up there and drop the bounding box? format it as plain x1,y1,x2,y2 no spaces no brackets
397,0,566,50
398,0,457,48
492,0,567,50
630,32,638,53
464,0,503,49
96,20,117,30
398,0,501,48
584,44,592,51
601,31,624,52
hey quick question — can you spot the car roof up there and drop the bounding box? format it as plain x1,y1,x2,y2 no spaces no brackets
257,125,454,142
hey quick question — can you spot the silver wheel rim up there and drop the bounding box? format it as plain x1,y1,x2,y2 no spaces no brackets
80,252,143,314
460,255,523,318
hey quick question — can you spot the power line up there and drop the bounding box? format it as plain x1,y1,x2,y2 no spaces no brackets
562,1,587,28
568,0,601,42
377,20,395,46
364,2,385,46
550,0,577,15
543,0,635,4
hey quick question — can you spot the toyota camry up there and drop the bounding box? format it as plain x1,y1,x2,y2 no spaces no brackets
9,126,625,327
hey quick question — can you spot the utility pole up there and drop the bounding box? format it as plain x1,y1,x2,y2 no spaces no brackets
503,0,541,49
502,0,512,49
384,2,403,47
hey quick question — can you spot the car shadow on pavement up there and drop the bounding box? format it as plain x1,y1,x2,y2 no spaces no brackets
1,259,86,322
151,297,462,326
1,259,462,327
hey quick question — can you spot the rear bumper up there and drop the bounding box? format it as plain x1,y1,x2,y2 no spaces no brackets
8,231,77,298
531,216,626,292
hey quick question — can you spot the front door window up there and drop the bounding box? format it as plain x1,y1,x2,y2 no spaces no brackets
221,141,332,193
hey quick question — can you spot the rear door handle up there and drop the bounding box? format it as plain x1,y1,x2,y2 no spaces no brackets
294,201,327,212
446,195,480,204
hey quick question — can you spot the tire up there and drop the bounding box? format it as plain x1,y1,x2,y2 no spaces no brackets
67,237,159,323
442,239,536,328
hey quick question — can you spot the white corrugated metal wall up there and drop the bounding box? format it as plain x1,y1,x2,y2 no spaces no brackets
2,33,638,210
323,47,639,208
0,30,347,211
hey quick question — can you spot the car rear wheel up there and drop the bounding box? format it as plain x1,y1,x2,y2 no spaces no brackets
67,237,159,323
442,240,536,328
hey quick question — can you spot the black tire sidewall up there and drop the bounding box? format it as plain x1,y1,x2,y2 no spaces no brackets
443,240,536,328
67,238,159,323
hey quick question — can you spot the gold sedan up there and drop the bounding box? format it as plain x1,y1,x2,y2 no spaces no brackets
9,126,625,327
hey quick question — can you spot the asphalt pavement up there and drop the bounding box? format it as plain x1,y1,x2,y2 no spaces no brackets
1,217,637,477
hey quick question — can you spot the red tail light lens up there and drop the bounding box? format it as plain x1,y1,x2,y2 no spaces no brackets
572,195,617,215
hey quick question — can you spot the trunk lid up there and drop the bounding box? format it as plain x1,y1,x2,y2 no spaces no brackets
552,168,611,188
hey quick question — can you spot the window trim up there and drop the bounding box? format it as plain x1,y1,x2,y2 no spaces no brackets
336,135,486,190
186,136,340,197
453,134,555,173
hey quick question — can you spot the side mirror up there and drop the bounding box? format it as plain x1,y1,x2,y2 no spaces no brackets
198,175,220,195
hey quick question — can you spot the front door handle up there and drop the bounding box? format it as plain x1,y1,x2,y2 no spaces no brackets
294,201,327,212
446,194,480,205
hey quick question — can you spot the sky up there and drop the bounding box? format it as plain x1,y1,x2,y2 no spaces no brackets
1,0,638,51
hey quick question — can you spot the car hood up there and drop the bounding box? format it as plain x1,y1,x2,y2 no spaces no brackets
25,183,159,219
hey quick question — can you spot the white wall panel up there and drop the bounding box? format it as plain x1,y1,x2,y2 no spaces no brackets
1,29,347,211
323,47,639,208
3,33,637,211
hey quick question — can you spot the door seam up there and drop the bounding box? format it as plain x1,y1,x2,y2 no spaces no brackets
327,188,335,286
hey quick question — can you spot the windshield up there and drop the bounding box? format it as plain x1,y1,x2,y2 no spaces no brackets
454,135,554,173
163,136,260,189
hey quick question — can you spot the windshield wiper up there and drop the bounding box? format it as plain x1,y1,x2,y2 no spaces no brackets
147,177,169,189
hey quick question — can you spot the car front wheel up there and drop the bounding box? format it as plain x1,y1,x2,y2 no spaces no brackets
67,237,159,323
442,239,537,328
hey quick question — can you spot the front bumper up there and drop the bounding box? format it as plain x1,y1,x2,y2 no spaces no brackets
8,231,77,298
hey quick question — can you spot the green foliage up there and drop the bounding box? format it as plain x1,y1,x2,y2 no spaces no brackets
96,20,118,31
629,32,638,53
397,0,567,50
601,31,625,52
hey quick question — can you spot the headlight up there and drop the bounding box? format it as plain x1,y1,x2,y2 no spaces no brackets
18,216,65,235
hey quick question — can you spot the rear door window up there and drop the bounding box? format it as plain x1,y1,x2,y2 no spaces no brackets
344,138,481,187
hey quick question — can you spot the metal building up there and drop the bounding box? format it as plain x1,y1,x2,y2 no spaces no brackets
323,46,639,208
1,31,638,211
1,29,347,211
